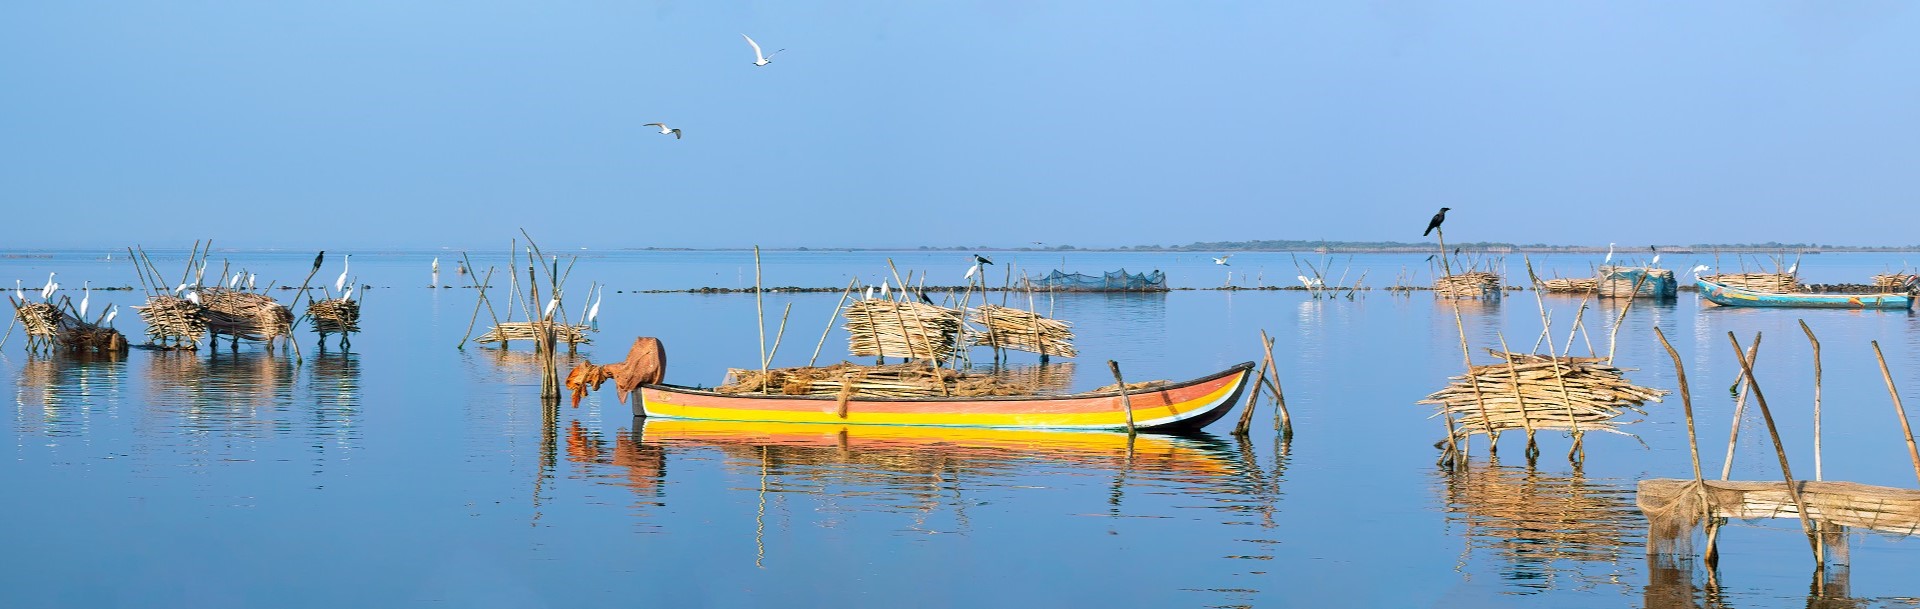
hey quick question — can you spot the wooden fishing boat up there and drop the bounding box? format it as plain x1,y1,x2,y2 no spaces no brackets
632,362,1256,432
1695,277,1914,310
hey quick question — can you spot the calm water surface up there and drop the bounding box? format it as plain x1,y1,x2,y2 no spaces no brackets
5,249,1920,607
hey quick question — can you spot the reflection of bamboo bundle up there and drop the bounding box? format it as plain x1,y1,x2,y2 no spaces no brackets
307,298,361,335
1873,273,1918,289
1445,464,1638,564
133,295,206,348
1538,277,1597,293
1433,272,1501,299
844,299,962,360
200,288,293,342
1420,352,1666,439
1703,272,1797,293
717,362,1046,398
967,304,1077,357
477,321,591,345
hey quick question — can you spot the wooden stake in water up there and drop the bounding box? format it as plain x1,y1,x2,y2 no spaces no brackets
1801,320,1823,481
1259,330,1292,439
754,246,768,393
1653,326,1715,563
1727,332,1821,565
1720,333,1762,481
1108,360,1136,436
1870,340,1920,487
809,278,859,367
1234,357,1266,437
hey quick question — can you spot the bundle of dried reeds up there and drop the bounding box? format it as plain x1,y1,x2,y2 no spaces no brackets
716,362,1042,398
1538,277,1597,293
1599,266,1674,298
307,298,361,335
133,295,206,348
200,288,293,342
844,299,962,361
1433,272,1502,299
56,323,127,353
477,321,591,345
1703,272,1798,293
13,302,62,339
967,304,1077,357
1420,351,1667,440
1872,273,1918,290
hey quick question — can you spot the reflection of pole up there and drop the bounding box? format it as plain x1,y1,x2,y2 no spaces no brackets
755,446,769,568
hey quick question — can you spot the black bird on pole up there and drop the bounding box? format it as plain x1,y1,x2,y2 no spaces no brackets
312,251,325,272
1423,207,1451,237
974,254,994,266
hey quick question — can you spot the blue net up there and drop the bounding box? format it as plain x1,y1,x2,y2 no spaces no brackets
1027,269,1167,292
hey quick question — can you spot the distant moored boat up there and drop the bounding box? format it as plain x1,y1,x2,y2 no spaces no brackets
1695,277,1914,310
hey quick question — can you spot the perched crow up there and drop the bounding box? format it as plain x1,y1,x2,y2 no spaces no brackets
1423,207,1451,236
918,292,935,305
312,251,325,272
974,254,994,266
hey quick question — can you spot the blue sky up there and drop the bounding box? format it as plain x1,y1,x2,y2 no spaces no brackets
2,2,1916,249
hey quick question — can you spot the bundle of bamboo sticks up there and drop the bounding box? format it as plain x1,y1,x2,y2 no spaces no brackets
843,299,962,361
200,288,294,342
1538,277,1597,293
716,362,1042,398
133,295,206,348
1704,272,1798,293
56,323,127,353
476,321,591,345
1420,352,1667,440
967,304,1077,357
307,298,361,335
13,302,62,338
1599,266,1674,298
1872,273,1918,290
1433,272,1502,299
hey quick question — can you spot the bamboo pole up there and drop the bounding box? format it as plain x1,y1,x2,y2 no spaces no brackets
1233,357,1265,437
1449,297,1496,454
1605,273,1649,365
1653,326,1715,563
755,246,768,393
1870,341,1920,487
1801,320,1823,481
1260,330,1291,438
809,278,859,367
763,302,793,368
1727,332,1821,564
1719,333,1762,480
1108,360,1136,436
1494,333,1538,456
456,264,496,349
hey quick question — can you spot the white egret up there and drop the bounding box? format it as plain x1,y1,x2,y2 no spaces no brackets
40,273,57,300
195,262,206,286
13,279,23,301
229,272,243,289
965,264,980,280
1296,275,1312,288
1690,265,1710,276
344,283,356,301
1213,255,1232,266
247,274,256,289
587,287,602,324
335,255,351,292
1650,253,1661,266
184,290,200,305
78,281,90,318
542,298,558,318
174,283,187,295
642,122,682,139
1603,243,1615,264
864,285,876,300
1787,263,1798,274
880,281,891,299
102,305,118,326
742,33,783,67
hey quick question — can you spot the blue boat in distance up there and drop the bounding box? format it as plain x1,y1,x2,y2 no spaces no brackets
1695,276,1915,310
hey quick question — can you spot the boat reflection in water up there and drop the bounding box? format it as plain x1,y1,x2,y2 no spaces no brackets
1440,460,1641,595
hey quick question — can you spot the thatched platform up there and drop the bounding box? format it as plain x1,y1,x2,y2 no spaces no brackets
307,298,361,336
1420,352,1666,444
1433,272,1502,299
716,362,1051,398
133,295,206,349
476,321,591,346
844,299,963,361
1538,277,1597,294
1638,478,1920,559
200,288,293,345
967,304,1077,358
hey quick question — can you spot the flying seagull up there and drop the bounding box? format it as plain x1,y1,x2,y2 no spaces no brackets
742,34,783,67
643,123,683,139
1423,207,1450,236
1213,255,1232,266
974,255,994,266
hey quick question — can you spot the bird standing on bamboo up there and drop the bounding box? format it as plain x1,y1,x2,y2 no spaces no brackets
1423,207,1450,236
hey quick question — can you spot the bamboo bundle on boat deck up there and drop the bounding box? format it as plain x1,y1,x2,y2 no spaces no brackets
1872,273,1918,290
1599,266,1674,298
477,321,591,346
133,295,206,348
199,288,294,342
1432,272,1502,299
844,299,963,361
307,298,361,335
716,362,1045,398
1704,272,1798,293
1419,351,1667,440
967,304,1077,357
1538,277,1598,293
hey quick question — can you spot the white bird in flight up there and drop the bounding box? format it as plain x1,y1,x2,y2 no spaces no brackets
742,34,783,67
1213,255,1232,266
643,122,683,140
335,255,351,292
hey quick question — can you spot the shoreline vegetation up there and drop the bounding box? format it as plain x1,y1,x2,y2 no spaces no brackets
628,240,1918,254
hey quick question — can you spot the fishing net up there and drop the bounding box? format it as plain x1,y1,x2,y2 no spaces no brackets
1637,479,1920,557
1599,266,1676,298
1026,269,1166,292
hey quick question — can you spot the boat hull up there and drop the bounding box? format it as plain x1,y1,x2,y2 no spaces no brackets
1695,278,1913,310
635,362,1255,432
